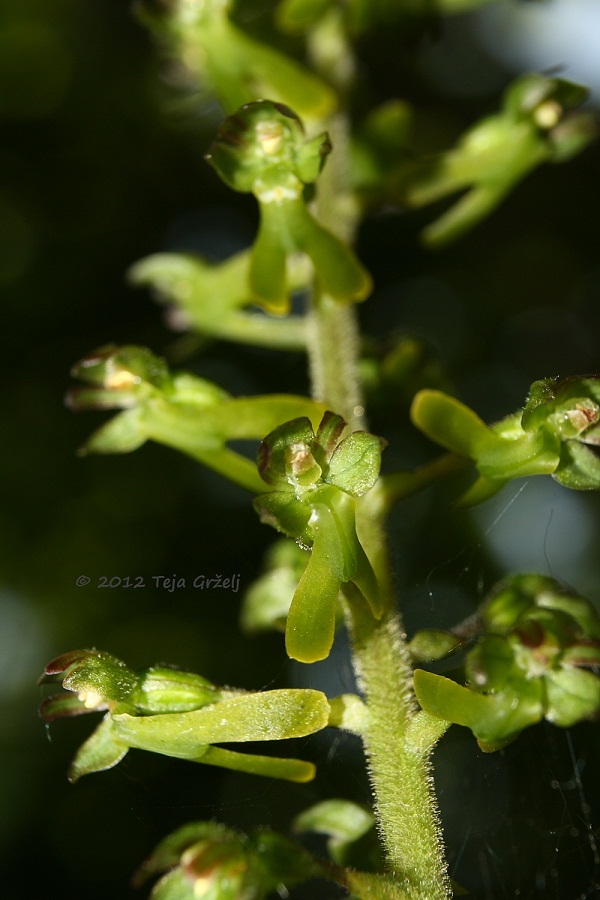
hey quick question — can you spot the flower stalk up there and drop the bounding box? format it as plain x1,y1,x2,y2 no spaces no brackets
306,16,452,898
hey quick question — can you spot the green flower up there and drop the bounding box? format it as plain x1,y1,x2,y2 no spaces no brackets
411,375,600,504
402,73,596,246
136,0,335,119
206,101,372,313
67,343,327,492
414,575,600,751
128,250,309,351
254,411,383,662
39,650,330,782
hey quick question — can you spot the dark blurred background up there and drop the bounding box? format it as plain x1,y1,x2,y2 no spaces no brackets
2,1,600,898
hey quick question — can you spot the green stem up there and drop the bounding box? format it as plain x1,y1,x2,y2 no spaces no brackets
307,18,451,900
380,453,470,509
307,294,364,428
346,600,450,897
140,405,265,493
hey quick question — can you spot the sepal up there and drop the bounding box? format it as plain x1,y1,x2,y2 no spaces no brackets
68,715,130,783
39,649,138,714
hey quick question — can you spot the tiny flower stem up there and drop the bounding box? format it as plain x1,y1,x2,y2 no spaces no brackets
208,312,307,351
379,453,471,509
139,404,266,493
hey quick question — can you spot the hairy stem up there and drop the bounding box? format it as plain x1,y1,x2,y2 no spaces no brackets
307,110,365,430
346,600,450,897
308,19,451,899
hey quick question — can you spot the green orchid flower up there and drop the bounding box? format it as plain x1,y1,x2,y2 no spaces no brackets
254,411,383,662
67,343,327,492
39,649,331,783
411,375,600,504
206,101,372,313
401,73,596,246
128,250,309,350
136,0,335,119
414,575,600,751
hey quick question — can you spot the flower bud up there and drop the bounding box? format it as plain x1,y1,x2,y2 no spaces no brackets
136,821,322,900
66,344,171,411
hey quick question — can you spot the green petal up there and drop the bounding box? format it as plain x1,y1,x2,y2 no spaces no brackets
68,715,130,783
253,491,312,538
553,440,600,489
113,688,329,750
256,416,316,487
410,390,494,459
285,518,343,662
545,668,600,727
199,746,316,782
